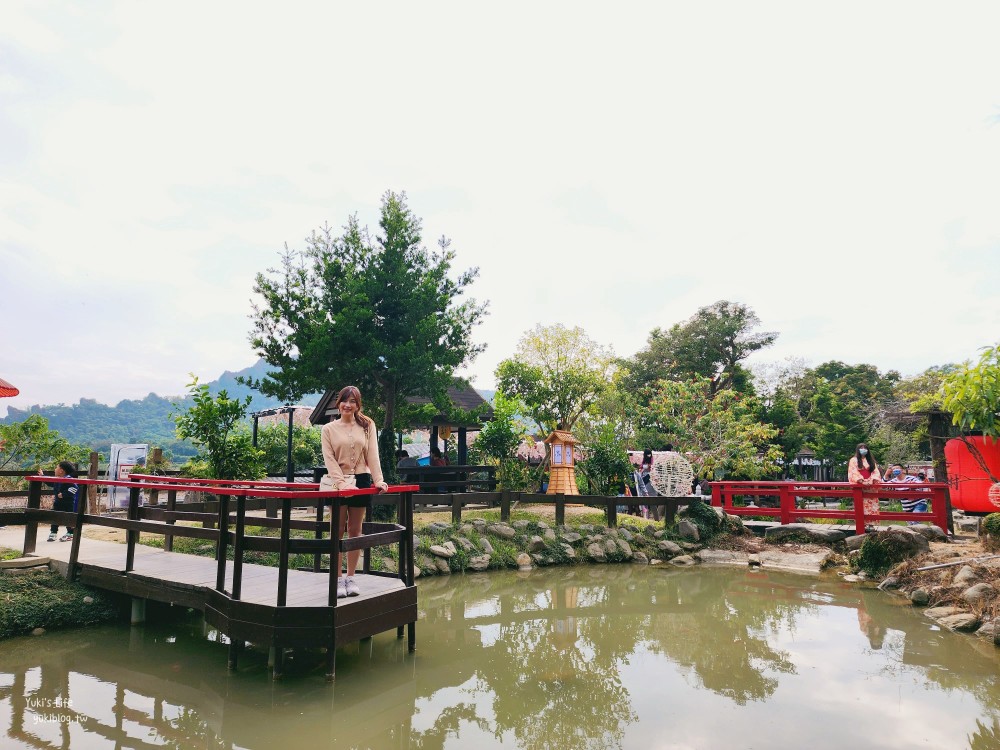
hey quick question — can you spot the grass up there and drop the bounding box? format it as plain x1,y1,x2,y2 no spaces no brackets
0,547,22,562
0,569,120,639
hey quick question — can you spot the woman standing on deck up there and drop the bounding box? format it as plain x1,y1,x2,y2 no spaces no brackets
847,442,882,520
321,386,388,598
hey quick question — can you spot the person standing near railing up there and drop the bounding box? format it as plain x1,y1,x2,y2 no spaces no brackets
847,443,882,520
46,461,79,542
884,464,927,521
320,386,388,598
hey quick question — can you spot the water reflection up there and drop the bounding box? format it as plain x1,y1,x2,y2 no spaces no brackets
0,567,998,749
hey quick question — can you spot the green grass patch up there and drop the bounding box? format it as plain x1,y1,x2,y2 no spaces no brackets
0,571,120,639
0,547,22,562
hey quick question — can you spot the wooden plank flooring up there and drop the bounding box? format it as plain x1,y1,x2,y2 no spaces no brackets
0,526,405,609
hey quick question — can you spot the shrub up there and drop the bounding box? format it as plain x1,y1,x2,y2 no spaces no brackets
855,533,917,578
982,513,1000,551
0,571,119,639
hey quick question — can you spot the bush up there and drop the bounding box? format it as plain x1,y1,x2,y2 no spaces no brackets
855,533,917,578
982,513,1000,551
680,499,723,540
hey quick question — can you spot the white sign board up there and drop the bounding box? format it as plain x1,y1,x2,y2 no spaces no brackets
108,444,148,508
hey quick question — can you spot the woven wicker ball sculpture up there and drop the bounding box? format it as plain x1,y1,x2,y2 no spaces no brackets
989,482,1000,510
650,452,695,497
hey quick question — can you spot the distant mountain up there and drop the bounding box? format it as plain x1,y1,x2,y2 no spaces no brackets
0,360,322,459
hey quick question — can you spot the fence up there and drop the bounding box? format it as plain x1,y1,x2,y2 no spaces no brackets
710,481,949,534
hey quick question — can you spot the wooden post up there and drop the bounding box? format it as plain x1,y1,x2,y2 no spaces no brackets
125,486,141,572
554,493,565,527
451,493,461,525
88,452,99,514
852,485,866,535
778,485,792,526
500,490,511,523
607,498,618,528
928,411,955,534
164,489,177,552
24,480,41,556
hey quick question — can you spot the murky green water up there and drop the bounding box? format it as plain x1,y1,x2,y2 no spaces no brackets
1,566,998,749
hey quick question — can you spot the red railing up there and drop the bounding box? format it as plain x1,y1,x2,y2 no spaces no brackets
710,481,948,535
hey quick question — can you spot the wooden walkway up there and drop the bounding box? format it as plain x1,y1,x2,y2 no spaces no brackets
1,476,419,680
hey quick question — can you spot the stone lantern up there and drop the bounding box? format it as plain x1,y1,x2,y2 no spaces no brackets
544,430,579,496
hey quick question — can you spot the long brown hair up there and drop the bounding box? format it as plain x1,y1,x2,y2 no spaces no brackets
855,443,876,472
336,385,372,431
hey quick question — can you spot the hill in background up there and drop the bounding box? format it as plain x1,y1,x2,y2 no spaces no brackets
1,360,320,460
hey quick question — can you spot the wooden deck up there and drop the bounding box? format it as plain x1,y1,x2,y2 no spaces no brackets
1,477,420,680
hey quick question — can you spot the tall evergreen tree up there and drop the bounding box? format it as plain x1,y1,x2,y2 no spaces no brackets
246,191,487,470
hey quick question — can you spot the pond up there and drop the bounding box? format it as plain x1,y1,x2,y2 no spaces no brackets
1,566,998,749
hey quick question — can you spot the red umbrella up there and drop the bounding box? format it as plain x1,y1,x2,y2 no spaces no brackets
0,378,19,397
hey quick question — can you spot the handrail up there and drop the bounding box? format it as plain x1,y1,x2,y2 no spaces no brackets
18,476,418,609
710,480,949,534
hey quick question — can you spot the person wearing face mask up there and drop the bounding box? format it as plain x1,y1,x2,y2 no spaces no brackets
847,443,882,521
884,464,926,520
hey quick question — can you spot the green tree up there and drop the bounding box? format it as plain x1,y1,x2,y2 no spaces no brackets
496,324,614,434
255,423,324,476
246,191,487,477
942,344,1000,482
172,378,264,480
471,392,529,490
0,415,89,489
643,377,783,479
622,301,776,396
579,424,634,495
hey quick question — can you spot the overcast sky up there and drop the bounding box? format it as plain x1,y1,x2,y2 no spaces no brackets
2,1,999,417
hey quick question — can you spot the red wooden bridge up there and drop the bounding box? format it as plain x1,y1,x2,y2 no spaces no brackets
710,481,949,533
1,475,419,680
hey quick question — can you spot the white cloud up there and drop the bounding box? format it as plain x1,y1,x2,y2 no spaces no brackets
1,0,999,415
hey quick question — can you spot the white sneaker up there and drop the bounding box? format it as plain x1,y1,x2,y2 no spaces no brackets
337,578,347,599
345,577,360,597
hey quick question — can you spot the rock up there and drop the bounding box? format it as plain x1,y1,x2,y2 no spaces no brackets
516,552,532,570
634,551,649,564
416,555,436,571
758,549,833,574
443,541,457,553
880,527,931,556
428,522,451,533
696,550,750,566
910,588,930,606
468,554,491,572
845,534,867,551
531,553,551,565
454,537,474,552
710,505,725,519
618,528,634,542
512,520,530,530
459,524,475,534
527,535,546,553
953,565,979,586
680,542,701,552
909,524,948,542
430,545,455,559
607,528,620,539
657,540,683,556
471,518,487,529
31,628,45,636
561,544,576,560
414,566,422,578
587,543,607,562
976,621,998,640
413,535,421,549
962,583,995,605
618,540,634,559
536,521,549,530
479,539,494,555
670,555,696,566
487,524,516,540
434,557,451,574
543,529,556,541
938,613,981,632
649,558,663,566
925,606,966,620
604,539,619,556
653,530,666,539
764,523,846,544
83,596,94,604
561,532,582,544
842,574,863,583
677,520,700,541
748,554,761,567
579,524,595,533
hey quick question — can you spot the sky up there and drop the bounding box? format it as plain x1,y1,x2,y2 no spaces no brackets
2,1,999,417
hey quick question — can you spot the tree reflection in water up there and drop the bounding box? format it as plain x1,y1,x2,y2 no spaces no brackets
2,567,999,750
